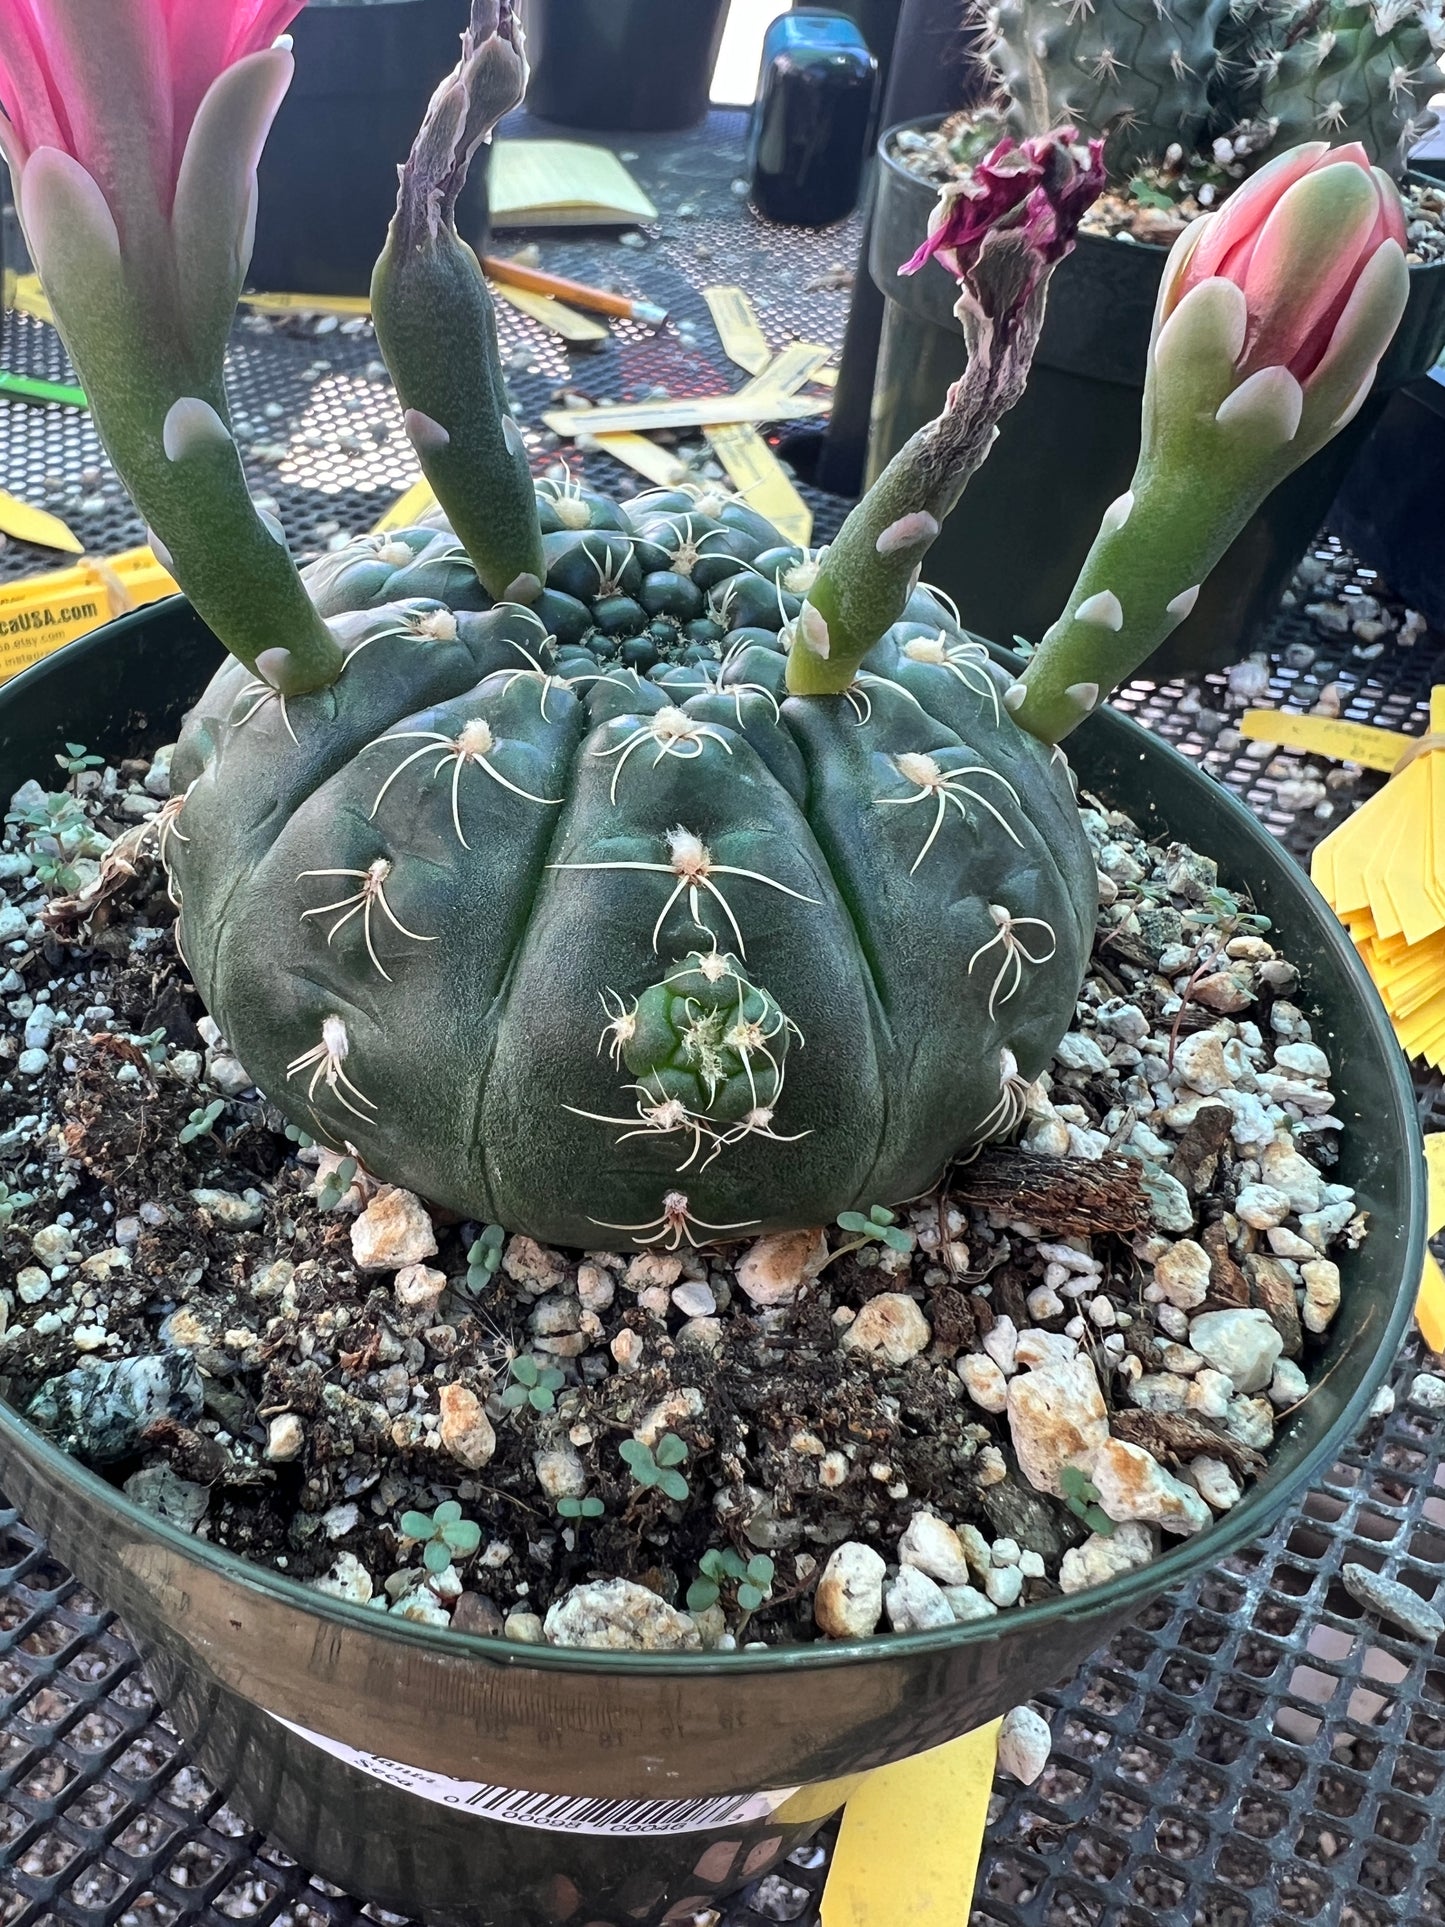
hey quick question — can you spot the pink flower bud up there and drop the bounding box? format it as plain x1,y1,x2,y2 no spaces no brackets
1163,141,1409,389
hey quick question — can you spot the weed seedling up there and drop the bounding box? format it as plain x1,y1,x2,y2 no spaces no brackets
820,1203,916,1272
686,1548,775,1615
399,1500,482,1575
465,1223,506,1294
620,1433,690,1502
56,743,104,777
179,1098,225,1145
1059,1464,1114,1536
502,1355,564,1413
317,1156,358,1212
557,1494,605,1521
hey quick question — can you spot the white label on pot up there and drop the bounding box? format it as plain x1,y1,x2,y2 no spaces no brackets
268,1713,800,1835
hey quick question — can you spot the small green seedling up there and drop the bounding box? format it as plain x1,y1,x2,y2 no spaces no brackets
56,742,104,776
317,1156,358,1212
1059,1464,1115,1537
399,1499,482,1575
686,1548,775,1615
466,1223,506,1294
284,1123,316,1150
821,1203,916,1272
0,1182,36,1227
502,1355,565,1413
557,1494,605,1521
620,1433,690,1502
134,1027,170,1069
179,1098,225,1145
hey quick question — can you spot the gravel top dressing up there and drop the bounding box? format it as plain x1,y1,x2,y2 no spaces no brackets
0,740,1357,1653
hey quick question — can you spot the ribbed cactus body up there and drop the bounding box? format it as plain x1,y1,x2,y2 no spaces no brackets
1253,2,1445,177
991,0,1233,177
167,485,1097,1249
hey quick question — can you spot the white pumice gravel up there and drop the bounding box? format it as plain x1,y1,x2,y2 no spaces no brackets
0,763,1360,1650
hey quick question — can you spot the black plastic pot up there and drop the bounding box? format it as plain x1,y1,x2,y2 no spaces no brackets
249,0,487,298
521,0,730,134
0,603,1424,1926
868,118,1445,677
1327,365,1445,627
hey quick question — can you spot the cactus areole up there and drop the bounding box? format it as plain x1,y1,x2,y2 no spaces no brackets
1,0,1409,1250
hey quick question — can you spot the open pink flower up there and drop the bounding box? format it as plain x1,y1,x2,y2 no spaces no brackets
901,128,1106,297
1,0,307,367
0,1,305,213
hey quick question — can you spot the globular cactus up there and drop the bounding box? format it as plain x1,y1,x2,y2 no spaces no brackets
1248,0,1445,178
988,0,1443,182
13,0,1407,1255
988,0,1234,177
166,484,1096,1247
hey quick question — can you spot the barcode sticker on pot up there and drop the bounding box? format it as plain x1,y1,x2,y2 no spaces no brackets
269,1713,799,1835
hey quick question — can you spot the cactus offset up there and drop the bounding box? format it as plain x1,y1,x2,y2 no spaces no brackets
989,0,1233,176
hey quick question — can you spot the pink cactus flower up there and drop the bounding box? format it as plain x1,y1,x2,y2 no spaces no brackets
0,0,305,328
900,128,1107,297
1155,141,1409,438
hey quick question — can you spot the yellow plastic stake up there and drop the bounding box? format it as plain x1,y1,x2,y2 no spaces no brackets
705,285,774,376
706,424,812,546
821,1720,1001,1927
373,479,439,534
243,291,373,319
590,432,690,488
5,272,55,324
492,281,610,343
0,491,83,555
0,546,176,686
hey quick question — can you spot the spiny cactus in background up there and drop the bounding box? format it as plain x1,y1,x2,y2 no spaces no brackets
1244,0,1445,177
2,0,1409,1250
987,0,1444,181
988,0,1234,178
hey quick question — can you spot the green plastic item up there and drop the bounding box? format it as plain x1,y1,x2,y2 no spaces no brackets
0,598,1423,1926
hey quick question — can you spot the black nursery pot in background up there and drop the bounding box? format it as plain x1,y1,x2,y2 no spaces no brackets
249,0,489,298
1328,366,1445,627
866,120,1445,678
521,0,731,133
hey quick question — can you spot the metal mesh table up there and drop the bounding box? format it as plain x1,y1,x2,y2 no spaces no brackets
4,110,1445,1927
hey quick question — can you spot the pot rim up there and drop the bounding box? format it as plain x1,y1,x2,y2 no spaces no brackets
0,603,1425,1678
877,113,1445,272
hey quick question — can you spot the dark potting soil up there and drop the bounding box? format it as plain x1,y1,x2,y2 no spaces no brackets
0,741,1358,1651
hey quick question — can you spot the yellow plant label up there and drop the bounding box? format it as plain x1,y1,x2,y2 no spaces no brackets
704,285,773,375
821,1720,1001,1927
1240,707,1411,773
5,272,54,323
590,433,689,487
374,479,439,533
0,490,83,555
742,342,835,401
0,547,176,686
543,393,828,437
243,291,373,318
705,424,812,546
492,282,610,342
